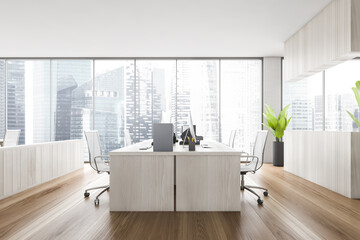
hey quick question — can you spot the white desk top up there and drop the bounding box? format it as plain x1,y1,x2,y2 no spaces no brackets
109,139,243,156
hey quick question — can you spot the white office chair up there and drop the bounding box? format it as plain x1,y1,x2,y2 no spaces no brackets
240,130,268,205
3,130,21,147
228,130,236,148
84,130,110,206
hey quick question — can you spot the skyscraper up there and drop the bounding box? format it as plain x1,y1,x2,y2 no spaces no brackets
6,61,25,144
32,60,51,143
0,60,5,138
55,75,78,141
94,67,126,154
176,61,219,140
52,60,92,141
136,67,165,142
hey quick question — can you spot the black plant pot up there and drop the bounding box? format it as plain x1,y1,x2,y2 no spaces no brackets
273,141,284,167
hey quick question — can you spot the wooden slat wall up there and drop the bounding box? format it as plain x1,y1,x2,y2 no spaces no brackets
284,0,360,82
284,131,360,199
0,139,83,200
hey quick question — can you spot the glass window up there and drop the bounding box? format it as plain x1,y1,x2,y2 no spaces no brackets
177,60,220,140
7,60,51,145
0,60,5,139
136,60,176,142
283,72,323,130
51,60,93,141
94,60,135,154
221,60,262,152
325,60,360,131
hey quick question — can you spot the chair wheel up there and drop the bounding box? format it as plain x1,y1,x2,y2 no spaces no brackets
257,199,263,205
94,199,99,206
84,192,90,198
263,191,268,196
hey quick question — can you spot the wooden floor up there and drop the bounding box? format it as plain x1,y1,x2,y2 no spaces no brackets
1,164,360,240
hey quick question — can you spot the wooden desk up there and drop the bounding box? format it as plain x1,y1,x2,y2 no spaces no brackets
109,140,242,212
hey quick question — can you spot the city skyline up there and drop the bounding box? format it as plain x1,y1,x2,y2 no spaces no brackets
0,59,263,156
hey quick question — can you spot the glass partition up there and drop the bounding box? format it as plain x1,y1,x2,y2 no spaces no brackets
325,60,360,131
283,72,323,130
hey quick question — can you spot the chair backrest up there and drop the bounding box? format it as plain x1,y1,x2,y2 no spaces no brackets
3,130,21,147
84,130,106,172
228,130,236,148
251,130,268,171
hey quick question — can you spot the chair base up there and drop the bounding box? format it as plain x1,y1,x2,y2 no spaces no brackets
240,174,268,205
84,185,110,206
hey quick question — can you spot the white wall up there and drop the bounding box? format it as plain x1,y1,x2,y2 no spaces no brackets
263,57,282,163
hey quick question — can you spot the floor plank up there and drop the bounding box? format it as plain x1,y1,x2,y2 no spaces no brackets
0,164,359,240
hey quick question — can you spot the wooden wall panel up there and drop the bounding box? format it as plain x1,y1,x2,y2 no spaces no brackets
0,151,3,198
284,0,360,82
0,139,84,200
284,131,360,198
351,0,360,51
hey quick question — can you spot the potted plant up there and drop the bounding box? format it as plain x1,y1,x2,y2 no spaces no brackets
263,104,291,166
347,81,360,127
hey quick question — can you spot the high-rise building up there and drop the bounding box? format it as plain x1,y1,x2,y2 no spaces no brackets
32,60,51,143
6,61,25,144
94,67,126,154
52,60,92,141
325,94,356,131
176,61,219,140
0,60,5,138
55,75,78,141
136,67,165,142
283,78,319,130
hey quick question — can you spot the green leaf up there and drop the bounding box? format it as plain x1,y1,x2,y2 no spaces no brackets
265,104,276,116
352,87,360,109
356,81,360,91
279,104,290,119
285,116,292,128
275,117,286,139
347,111,360,128
263,112,278,129
263,104,291,141
262,123,276,137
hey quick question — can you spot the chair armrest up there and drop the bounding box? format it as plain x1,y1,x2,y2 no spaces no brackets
94,155,110,160
240,160,251,164
240,155,259,168
94,155,110,165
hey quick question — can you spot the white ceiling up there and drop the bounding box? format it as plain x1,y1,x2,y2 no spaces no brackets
0,0,332,57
